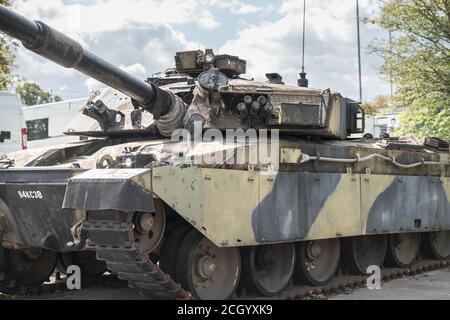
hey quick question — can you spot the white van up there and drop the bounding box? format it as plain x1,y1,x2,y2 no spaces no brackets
23,98,86,149
365,114,402,138
0,91,27,153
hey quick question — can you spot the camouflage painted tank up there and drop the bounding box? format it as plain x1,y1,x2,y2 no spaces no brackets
0,5,449,299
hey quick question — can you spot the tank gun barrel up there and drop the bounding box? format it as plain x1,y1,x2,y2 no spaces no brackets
0,5,173,119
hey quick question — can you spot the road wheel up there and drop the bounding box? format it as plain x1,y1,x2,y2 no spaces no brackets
342,235,387,274
175,230,241,300
58,251,106,277
385,233,420,268
295,239,340,286
241,243,295,296
4,248,57,286
422,231,450,260
159,225,192,281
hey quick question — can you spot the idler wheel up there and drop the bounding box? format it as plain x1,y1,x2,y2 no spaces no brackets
133,199,165,254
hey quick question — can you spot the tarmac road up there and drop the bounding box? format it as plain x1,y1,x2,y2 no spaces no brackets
1,269,449,300
331,269,450,300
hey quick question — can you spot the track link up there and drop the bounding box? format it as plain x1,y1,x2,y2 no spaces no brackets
284,259,449,300
82,211,191,300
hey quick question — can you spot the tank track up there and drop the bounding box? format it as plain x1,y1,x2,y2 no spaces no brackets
81,211,192,300
0,257,448,299
81,210,450,300
283,259,449,300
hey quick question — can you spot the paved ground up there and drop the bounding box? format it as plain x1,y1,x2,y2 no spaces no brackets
1,268,449,300
34,287,146,300
331,269,450,300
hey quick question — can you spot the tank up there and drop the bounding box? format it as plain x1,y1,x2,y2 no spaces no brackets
0,5,449,299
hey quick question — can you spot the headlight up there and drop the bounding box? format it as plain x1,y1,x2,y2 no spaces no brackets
123,157,134,168
116,154,154,168
205,53,214,63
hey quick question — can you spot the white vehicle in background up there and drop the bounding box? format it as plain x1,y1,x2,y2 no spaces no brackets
365,113,402,138
0,91,27,153
0,92,88,153
23,98,87,149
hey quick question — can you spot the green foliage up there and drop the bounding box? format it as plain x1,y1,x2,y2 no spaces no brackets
396,95,450,139
0,0,13,90
16,81,63,106
375,0,450,139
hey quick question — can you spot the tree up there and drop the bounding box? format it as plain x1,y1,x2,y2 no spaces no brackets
397,100,450,138
374,0,450,139
0,0,14,90
15,81,63,106
362,95,392,115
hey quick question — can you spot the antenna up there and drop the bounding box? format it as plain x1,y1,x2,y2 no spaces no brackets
356,0,363,101
298,0,309,87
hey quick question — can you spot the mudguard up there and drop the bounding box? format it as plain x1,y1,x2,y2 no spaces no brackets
62,169,154,213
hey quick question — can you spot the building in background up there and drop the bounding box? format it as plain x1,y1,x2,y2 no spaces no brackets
23,98,87,149
0,92,27,153
0,93,88,153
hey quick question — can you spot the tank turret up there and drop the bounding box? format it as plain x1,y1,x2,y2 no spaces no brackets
0,5,364,140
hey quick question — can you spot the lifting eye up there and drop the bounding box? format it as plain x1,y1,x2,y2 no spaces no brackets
96,154,116,169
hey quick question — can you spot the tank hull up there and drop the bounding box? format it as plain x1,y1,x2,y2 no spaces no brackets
3,136,448,248
0,169,84,251
150,166,450,247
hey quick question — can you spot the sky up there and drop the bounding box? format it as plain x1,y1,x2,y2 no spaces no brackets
9,0,392,101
